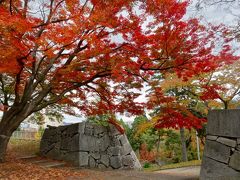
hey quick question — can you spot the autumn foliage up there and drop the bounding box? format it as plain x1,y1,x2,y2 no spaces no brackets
139,143,157,162
0,0,238,162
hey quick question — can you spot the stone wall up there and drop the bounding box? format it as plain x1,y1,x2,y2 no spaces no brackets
200,109,240,180
40,122,142,170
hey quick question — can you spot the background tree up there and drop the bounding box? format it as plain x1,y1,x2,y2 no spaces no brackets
121,115,167,162
199,61,240,109
143,56,240,161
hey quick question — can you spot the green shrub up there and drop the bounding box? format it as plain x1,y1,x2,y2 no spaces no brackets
143,162,151,168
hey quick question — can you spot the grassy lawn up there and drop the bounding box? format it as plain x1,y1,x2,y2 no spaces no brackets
144,160,202,172
8,139,40,156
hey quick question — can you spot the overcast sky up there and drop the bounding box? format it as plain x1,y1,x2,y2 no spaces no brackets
188,0,240,25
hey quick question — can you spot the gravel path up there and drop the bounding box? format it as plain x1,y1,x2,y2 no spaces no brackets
155,166,200,179
67,166,200,180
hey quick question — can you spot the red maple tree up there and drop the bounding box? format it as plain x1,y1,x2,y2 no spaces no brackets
0,0,237,162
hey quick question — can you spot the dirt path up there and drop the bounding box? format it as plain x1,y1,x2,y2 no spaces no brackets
67,166,200,180
155,166,200,179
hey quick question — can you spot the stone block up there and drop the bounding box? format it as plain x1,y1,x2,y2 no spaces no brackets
130,151,142,169
56,132,62,142
119,135,128,145
229,151,240,171
44,143,56,155
85,127,93,136
237,138,240,145
41,129,51,140
108,146,121,156
94,125,106,136
133,160,142,170
70,134,80,152
99,134,110,152
121,143,132,156
49,133,60,143
79,134,98,152
98,132,106,138
206,135,218,141
79,122,85,133
85,121,94,129
48,127,58,137
90,153,100,160
66,123,79,137
98,164,107,169
89,156,96,168
79,134,89,151
62,151,75,162
40,140,50,155
122,155,134,167
79,152,89,167
47,147,61,160
58,125,68,132
88,136,98,152
204,140,231,163
69,153,81,166
110,156,122,169
109,124,121,136
237,145,240,151
130,151,137,162
200,156,240,180
60,137,71,150
54,141,61,150
207,110,240,137
85,122,94,136
100,155,109,167
112,137,121,146
217,137,237,147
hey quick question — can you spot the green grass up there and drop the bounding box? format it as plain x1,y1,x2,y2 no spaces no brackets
8,139,40,156
144,160,202,172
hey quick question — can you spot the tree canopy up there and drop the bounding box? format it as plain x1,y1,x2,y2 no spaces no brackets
0,0,238,162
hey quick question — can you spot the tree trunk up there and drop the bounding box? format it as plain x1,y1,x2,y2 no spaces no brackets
223,101,228,109
180,127,188,162
157,134,161,153
0,134,10,162
0,113,28,162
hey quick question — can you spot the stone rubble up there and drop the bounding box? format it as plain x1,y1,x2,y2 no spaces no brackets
40,122,142,170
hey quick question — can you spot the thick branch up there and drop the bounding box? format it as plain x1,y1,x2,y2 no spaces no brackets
32,70,112,112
